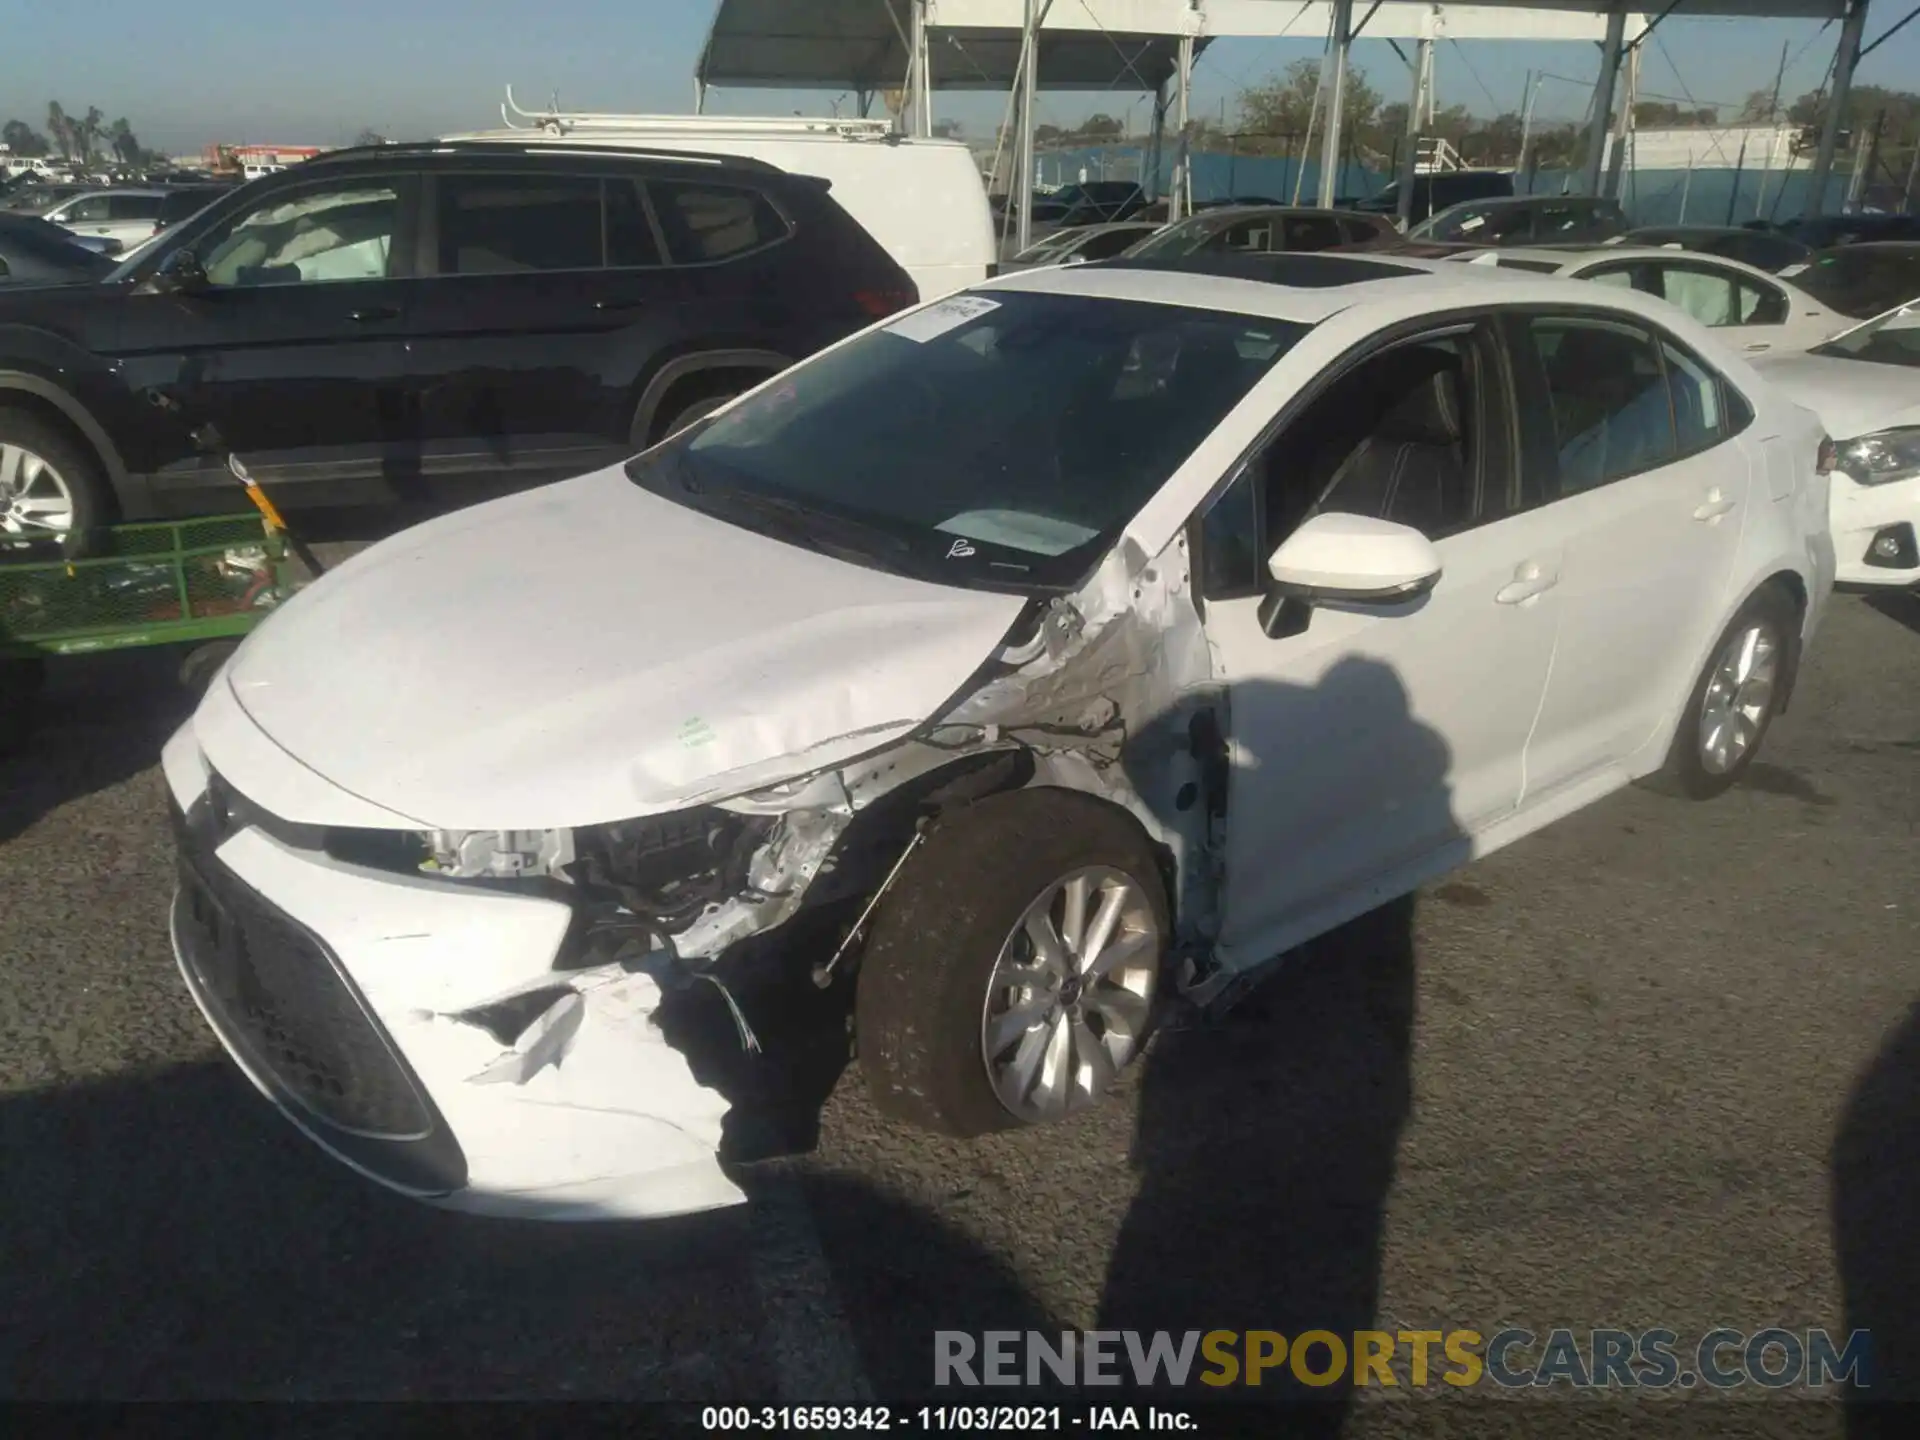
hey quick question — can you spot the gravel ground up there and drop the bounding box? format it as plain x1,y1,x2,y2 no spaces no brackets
2,588,1916,1435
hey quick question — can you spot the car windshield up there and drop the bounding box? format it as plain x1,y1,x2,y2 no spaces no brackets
1789,249,1920,319
1124,214,1247,260
1809,299,1920,367
628,290,1306,592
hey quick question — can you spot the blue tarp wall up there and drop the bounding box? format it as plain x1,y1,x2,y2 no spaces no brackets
1035,144,1860,225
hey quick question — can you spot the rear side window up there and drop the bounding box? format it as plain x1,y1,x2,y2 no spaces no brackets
1286,215,1346,252
1339,216,1386,243
604,179,664,267
108,194,164,221
1524,317,1676,494
1075,228,1146,261
438,173,602,274
650,180,788,264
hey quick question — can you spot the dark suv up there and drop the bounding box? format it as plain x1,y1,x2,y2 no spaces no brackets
0,142,916,542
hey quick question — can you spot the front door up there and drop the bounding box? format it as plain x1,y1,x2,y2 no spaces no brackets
109,172,419,512
1508,312,1755,797
1195,321,1563,967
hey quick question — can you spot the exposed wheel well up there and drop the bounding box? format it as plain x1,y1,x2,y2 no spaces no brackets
0,388,121,521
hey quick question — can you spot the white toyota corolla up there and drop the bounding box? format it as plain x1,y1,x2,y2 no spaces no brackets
1751,299,1920,587
162,254,1837,1219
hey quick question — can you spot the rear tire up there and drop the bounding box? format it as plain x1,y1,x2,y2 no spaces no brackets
855,788,1169,1138
1653,584,1797,800
0,408,109,554
653,392,736,444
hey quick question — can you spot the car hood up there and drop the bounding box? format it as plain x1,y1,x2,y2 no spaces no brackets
222,466,1029,831
1750,351,1920,440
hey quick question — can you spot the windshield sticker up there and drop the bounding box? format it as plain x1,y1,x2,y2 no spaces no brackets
944,537,977,559
677,717,717,748
886,294,1002,344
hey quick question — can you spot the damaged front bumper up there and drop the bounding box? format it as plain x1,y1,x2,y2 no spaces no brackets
162,726,748,1221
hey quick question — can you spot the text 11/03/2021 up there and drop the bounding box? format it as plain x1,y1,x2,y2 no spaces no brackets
702,1406,1195,1431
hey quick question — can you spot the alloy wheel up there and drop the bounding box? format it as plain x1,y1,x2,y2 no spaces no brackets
0,443,77,541
980,865,1161,1122
1697,620,1780,775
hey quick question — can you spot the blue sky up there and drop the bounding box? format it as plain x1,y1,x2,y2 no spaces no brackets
3,0,1917,154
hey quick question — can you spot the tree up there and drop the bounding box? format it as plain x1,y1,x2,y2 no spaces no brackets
1238,58,1380,151
1,119,49,156
80,106,105,163
1080,112,1122,139
1634,100,1717,128
108,118,142,166
352,128,387,147
46,101,74,160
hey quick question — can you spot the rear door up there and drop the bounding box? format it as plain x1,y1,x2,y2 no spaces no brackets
1508,312,1756,798
1637,258,1801,355
402,165,687,497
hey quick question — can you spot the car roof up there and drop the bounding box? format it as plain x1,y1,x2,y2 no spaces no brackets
982,249,1639,325
307,138,783,176
1483,244,1794,279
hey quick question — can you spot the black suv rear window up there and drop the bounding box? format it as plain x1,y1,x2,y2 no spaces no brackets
650,180,788,264
438,173,604,274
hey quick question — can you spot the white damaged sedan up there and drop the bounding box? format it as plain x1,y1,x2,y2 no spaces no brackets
163,255,1836,1219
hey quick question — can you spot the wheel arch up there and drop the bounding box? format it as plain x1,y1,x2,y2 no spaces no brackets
0,370,132,499
627,348,793,450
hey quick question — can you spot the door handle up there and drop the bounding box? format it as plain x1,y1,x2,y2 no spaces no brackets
1694,489,1737,521
348,305,400,323
1743,341,1771,352
1495,561,1559,605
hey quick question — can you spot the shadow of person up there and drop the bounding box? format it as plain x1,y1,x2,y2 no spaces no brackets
1833,1001,1920,1434
1099,656,1456,1431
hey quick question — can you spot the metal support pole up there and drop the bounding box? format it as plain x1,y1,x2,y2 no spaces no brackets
1396,35,1433,228
1605,41,1637,198
1172,34,1193,220
693,79,707,115
1902,140,1920,214
1847,109,1883,210
1147,82,1168,202
1679,157,1693,222
1583,3,1627,196
907,1,928,137
1806,0,1870,219
1317,0,1354,207
1515,73,1542,181
1016,0,1039,253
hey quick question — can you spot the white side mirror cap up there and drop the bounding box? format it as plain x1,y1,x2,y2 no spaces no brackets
1267,511,1443,601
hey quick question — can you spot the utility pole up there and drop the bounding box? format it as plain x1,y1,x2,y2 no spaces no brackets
1805,0,1869,219
1516,72,1543,178
1584,3,1628,196
1847,107,1885,210
1752,39,1790,220
1317,0,1354,207
1396,34,1435,228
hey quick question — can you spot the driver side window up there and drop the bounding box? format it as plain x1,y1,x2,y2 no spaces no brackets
1197,329,1496,600
196,180,403,288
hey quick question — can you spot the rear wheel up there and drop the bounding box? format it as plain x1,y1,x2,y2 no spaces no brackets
0,409,107,552
1656,585,1797,800
855,789,1168,1138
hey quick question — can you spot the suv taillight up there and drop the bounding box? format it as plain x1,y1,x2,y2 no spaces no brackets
854,286,916,319
1816,435,1838,476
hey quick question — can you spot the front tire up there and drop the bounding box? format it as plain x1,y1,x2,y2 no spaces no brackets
855,789,1169,1138
1657,584,1797,800
0,409,108,553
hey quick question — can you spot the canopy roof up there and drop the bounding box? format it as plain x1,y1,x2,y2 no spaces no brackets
696,0,1853,94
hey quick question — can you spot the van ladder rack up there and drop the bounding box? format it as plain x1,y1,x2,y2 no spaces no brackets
500,86,898,141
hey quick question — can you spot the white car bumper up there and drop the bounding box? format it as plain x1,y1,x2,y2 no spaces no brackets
1830,471,1920,587
162,719,747,1221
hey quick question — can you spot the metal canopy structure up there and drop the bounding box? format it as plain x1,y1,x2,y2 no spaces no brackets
696,0,1868,239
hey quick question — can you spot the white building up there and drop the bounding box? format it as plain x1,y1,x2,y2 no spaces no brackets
1619,125,1801,172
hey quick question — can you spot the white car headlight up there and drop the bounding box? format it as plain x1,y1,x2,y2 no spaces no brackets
1837,427,1920,487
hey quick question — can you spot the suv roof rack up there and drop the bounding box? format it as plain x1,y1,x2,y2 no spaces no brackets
311,137,781,174
498,85,900,142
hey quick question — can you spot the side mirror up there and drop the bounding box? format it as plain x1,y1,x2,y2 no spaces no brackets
1256,512,1442,639
143,246,209,295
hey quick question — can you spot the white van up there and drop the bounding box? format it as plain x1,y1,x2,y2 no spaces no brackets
445,110,995,300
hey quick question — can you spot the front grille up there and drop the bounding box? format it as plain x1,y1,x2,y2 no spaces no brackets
171,781,467,1194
